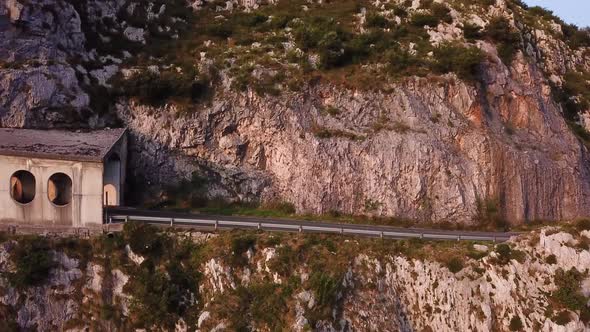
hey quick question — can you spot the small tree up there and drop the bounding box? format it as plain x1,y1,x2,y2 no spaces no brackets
484,17,520,64
8,237,55,288
509,315,523,331
446,257,464,273
434,43,484,81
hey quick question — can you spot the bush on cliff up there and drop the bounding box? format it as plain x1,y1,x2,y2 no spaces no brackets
552,268,588,312
433,43,484,81
484,17,520,64
446,256,465,273
116,68,209,107
122,223,202,328
8,237,55,288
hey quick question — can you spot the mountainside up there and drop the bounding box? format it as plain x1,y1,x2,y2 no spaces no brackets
0,223,589,331
2,0,590,224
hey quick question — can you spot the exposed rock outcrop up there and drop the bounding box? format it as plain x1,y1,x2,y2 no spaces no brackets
1,0,590,224
2,228,589,331
118,50,590,223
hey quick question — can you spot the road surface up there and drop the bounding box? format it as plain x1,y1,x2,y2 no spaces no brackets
105,207,518,242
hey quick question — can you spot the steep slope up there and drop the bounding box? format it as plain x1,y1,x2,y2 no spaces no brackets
2,0,590,224
1,224,589,331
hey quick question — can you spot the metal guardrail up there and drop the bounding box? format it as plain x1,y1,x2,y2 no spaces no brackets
107,214,513,242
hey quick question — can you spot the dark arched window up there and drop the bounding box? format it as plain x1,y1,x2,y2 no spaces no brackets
10,170,36,204
48,173,72,206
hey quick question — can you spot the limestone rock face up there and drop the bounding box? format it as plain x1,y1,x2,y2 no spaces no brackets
0,64,90,128
118,52,590,223
0,0,91,128
1,0,590,224
336,230,590,332
0,229,589,330
1,0,85,61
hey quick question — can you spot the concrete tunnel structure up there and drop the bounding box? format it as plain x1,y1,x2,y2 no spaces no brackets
0,128,127,227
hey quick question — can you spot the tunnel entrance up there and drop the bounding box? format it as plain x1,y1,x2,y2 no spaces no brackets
10,170,36,204
103,153,121,206
48,173,72,206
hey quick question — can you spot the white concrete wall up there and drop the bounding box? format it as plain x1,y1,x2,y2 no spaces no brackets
0,155,104,226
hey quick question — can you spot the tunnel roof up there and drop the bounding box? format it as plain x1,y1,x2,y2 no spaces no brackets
0,128,126,163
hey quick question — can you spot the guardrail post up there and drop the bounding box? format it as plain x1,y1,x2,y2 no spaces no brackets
457,235,461,242
109,217,113,224
214,220,218,231
257,223,261,230
420,233,424,239
380,232,384,239
340,228,344,235
493,236,497,243
170,218,174,226
298,225,303,233
125,216,129,223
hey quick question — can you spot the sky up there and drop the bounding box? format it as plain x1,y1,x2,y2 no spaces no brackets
524,1,590,27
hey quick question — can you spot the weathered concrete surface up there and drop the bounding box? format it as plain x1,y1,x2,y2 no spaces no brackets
0,155,104,226
0,128,126,162
0,129,127,226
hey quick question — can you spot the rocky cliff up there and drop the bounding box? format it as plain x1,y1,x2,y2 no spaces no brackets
2,0,590,224
1,223,589,331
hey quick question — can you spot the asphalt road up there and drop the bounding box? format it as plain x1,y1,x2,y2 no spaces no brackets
105,207,519,242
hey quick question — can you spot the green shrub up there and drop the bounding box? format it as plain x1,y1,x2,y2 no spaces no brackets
215,282,287,330
552,268,588,311
527,6,560,22
8,237,55,288
0,232,8,244
116,67,209,107
269,245,299,276
123,222,164,259
293,16,343,50
563,25,590,49
509,315,523,331
126,261,199,328
545,254,557,265
230,233,257,266
446,257,464,273
235,12,268,27
495,244,513,265
387,47,425,76
268,14,294,29
248,282,287,329
484,17,520,64
308,271,342,322
462,23,483,40
123,231,201,329
389,5,408,18
293,16,358,69
206,22,234,38
262,201,296,214
433,43,484,81
430,3,452,24
553,310,572,325
410,13,440,27
576,218,590,231
365,12,391,29
563,71,590,111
